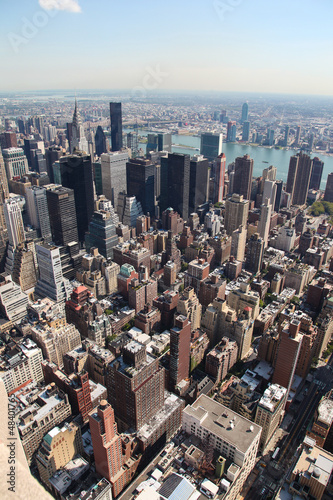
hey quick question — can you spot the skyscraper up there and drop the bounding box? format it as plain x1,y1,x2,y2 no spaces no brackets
53,152,94,242
241,102,249,123
4,198,25,249
34,244,70,303
25,186,52,241
226,121,237,142
233,154,254,201
213,153,226,203
126,157,155,214
0,147,9,228
324,173,333,202
309,157,324,191
258,198,272,248
46,186,79,245
160,153,190,220
146,133,172,154
45,145,63,183
85,210,118,259
274,180,283,213
189,155,209,214
94,126,108,157
242,121,250,142
286,154,298,200
71,99,89,153
262,180,277,211
2,147,28,180
283,125,290,147
292,152,313,206
295,125,301,146
110,102,123,152
245,233,264,275
101,151,128,212
200,133,223,161
169,315,191,390
224,193,249,236
263,164,277,181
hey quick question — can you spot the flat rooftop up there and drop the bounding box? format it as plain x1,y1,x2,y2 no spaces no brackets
183,394,261,453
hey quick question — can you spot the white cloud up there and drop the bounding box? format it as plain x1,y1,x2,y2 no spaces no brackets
39,0,82,13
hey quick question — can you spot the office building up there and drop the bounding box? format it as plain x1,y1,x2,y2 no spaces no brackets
200,132,223,161
126,157,155,214
101,151,128,211
45,145,63,183
4,197,25,248
231,225,246,262
117,193,143,227
286,154,298,199
324,173,333,202
309,157,324,191
53,152,94,242
11,242,37,292
295,125,301,146
25,186,52,241
283,125,290,147
292,152,313,206
160,153,190,220
245,233,264,275
107,341,165,431
2,147,28,180
189,155,209,213
46,186,79,246
258,198,272,248
226,121,237,142
242,121,250,142
182,395,261,500
263,164,277,181
205,337,238,383
35,244,71,303
272,320,303,391
241,102,249,123
176,287,202,331
95,126,108,156
146,133,172,154
36,422,83,488
233,154,253,201
85,210,118,259
110,102,123,152
255,384,287,451
170,315,191,389
70,99,89,153
224,193,249,236
274,180,283,212
213,153,226,203
17,384,72,464
262,179,277,210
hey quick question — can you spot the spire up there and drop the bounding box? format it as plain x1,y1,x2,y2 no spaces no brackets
72,97,82,128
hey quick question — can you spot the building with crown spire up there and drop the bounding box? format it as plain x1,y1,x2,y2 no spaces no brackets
71,99,89,153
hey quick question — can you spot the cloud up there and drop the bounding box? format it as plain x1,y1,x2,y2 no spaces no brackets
39,0,82,13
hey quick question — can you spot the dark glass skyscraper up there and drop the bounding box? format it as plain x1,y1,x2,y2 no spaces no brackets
200,133,223,161
309,157,324,191
110,102,123,152
160,153,190,220
85,210,118,259
46,186,79,245
233,154,254,201
53,152,94,242
94,126,108,157
189,155,209,214
241,102,249,123
291,152,313,206
126,158,155,215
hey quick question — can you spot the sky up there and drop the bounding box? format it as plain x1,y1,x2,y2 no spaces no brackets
0,0,333,95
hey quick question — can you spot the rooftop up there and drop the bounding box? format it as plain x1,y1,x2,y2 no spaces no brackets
259,384,287,412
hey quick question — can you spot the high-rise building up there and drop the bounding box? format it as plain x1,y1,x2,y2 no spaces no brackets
274,180,283,213
85,210,118,260
255,384,287,451
53,152,94,242
2,147,28,180
189,155,209,214
231,225,246,262
110,102,123,152
4,198,25,249
241,102,249,123
101,151,128,212
286,154,299,199
272,320,303,392
283,125,290,147
292,152,313,206
126,157,155,214
233,154,253,201
226,121,237,142
71,99,89,153
46,186,79,246
258,197,272,248
146,133,172,154
107,341,165,430
200,133,223,161
263,164,277,182
95,126,108,157
213,153,226,203
169,315,191,390
262,179,277,210
35,244,70,303
12,242,37,292
160,153,190,220
25,186,52,241
224,193,249,236
242,121,250,142
45,145,63,183
324,173,333,202
117,193,143,227
176,287,202,332
245,233,264,275
295,125,301,146
309,157,324,191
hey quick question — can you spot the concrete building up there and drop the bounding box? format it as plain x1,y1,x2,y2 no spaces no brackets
182,394,261,500
258,197,272,248
205,337,238,383
245,233,264,275
35,244,71,303
255,384,287,451
224,194,249,236
176,287,202,332
231,225,246,262
0,275,29,322
25,186,52,241
227,282,260,319
307,391,333,450
272,320,303,391
170,315,191,390
2,147,28,179
101,152,128,212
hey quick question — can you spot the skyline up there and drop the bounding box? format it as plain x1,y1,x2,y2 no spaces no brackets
0,0,332,95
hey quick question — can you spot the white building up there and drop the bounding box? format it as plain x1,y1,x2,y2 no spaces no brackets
255,383,287,451
35,244,71,303
25,186,52,240
182,394,261,500
258,197,272,248
2,147,28,179
0,275,29,322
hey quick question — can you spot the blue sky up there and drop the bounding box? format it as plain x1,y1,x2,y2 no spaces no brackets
0,0,332,94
